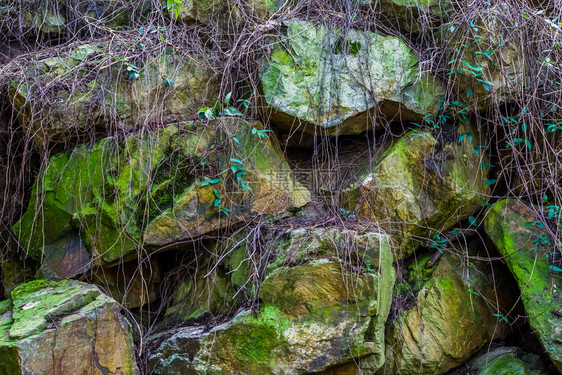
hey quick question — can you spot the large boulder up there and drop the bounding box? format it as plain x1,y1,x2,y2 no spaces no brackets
149,227,396,374
0,0,152,40
373,0,452,34
446,2,526,109
13,119,310,265
468,346,548,375
343,127,489,258
259,19,444,135
163,227,391,326
10,42,218,148
383,243,518,374
0,280,139,374
484,199,562,372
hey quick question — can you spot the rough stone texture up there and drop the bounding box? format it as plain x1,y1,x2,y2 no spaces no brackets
260,19,444,135
468,347,547,375
373,0,451,34
383,247,517,374
161,231,253,327
0,0,152,39
163,227,391,327
149,229,395,374
13,119,310,264
0,280,139,375
344,128,489,258
10,43,218,147
447,2,526,109
484,199,562,372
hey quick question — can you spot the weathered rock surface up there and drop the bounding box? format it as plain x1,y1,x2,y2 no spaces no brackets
10,43,218,147
163,227,391,326
260,19,444,135
373,0,451,34
0,279,139,374
468,346,547,375
14,119,310,264
447,2,526,109
484,199,562,372
344,128,489,258
149,227,396,374
383,245,517,374
0,0,152,39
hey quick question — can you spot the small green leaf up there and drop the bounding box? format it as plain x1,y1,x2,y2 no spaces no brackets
467,89,472,98
213,188,221,199
224,92,232,106
468,216,477,226
230,158,244,165
484,179,498,185
549,265,562,272
480,162,495,170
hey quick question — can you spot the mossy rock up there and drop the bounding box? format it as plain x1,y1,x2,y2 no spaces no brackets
0,280,139,375
150,234,396,374
469,346,548,375
343,126,489,258
268,227,391,271
0,0,153,40
484,199,562,372
10,42,218,148
384,244,518,374
373,0,452,34
162,230,252,327
259,19,444,135
163,227,392,328
445,2,526,109
14,119,310,265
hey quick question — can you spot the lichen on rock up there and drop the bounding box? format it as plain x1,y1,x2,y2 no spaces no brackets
0,279,139,375
484,199,562,372
13,119,310,265
260,19,444,135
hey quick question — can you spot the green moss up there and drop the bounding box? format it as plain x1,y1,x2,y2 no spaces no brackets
9,280,99,341
479,354,528,375
10,280,62,300
220,308,291,372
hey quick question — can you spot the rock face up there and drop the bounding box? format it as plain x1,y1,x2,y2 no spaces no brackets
260,19,444,135
14,119,309,265
149,227,396,374
383,245,517,374
0,0,152,39
374,0,451,34
447,2,526,108
468,347,547,375
10,43,218,147
163,227,391,325
484,199,562,372
0,280,139,375
344,128,489,257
